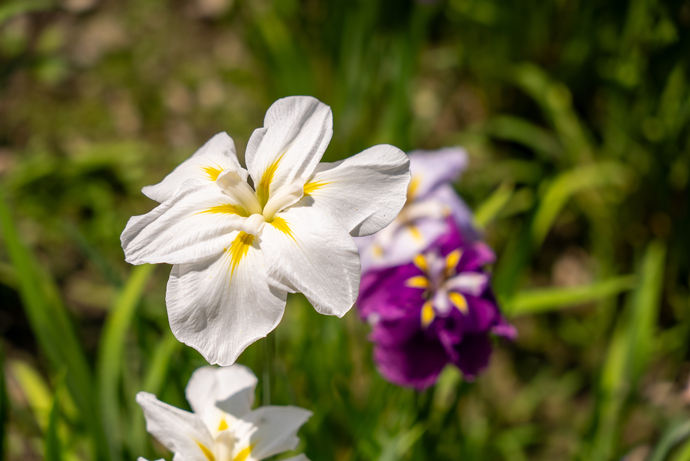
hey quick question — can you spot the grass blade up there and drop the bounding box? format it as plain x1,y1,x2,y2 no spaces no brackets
0,190,109,460
0,344,7,461
473,182,515,229
587,241,666,461
97,264,155,461
45,379,64,461
505,275,637,317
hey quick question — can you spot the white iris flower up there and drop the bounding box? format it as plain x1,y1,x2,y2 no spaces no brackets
121,96,410,365
136,364,311,461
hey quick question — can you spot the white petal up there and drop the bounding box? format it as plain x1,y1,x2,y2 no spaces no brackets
245,96,332,206
445,272,489,296
143,132,246,203
261,207,360,317
299,144,410,237
166,233,287,366
121,183,245,265
185,365,258,435
136,392,214,461
281,455,310,461
230,406,312,460
137,458,165,461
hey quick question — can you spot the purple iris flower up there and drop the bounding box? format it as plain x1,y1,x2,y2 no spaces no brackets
357,221,516,390
355,148,475,273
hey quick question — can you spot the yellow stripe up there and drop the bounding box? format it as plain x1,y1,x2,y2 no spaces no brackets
257,154,284,207
445,249,462,275
421,301,435,328
217,418,228,431
201,166,223,181
407,175,421,201
413,254,428,273
409,225,423,242
233,443,256,461
228,232,255,277
201,204,248,217
405,276,429,289
449,292,468,314
270,216,296,242
303,180,329,196
196,441,216,461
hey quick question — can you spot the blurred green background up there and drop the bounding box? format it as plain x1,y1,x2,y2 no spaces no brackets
1,0,689,460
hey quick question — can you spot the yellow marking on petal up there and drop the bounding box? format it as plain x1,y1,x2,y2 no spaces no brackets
409,225,423,242
257,154,285,208
413,254,428,273
372,245,384,258
202,166,223,181
228,232,255,277
303,180,330,196
196,441,216,461
217,418,228,431
449,292,469,314
233,443,256,461
407,175,421,201
201,204,248,217
270,216,296,242
445,249,462,276
406,276,429,289
421,301,435,328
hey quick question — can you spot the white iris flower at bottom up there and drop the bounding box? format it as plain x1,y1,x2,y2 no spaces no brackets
136,364,311,461
121,96,410,366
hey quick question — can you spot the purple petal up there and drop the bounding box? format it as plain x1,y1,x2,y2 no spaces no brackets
428,185,479,242
450,333,493,381
373,332,449,390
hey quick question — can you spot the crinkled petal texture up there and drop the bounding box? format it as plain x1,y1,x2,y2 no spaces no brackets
299,144,410,237
185,364,257,434
122,183,246,265
261,206,361,317
246,96,333,202
231,406,312,460
408,147,467,200
143,132,245,203
136,392,214,461
166,234,287,366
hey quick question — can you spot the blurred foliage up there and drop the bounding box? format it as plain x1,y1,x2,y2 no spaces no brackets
0,0,689,460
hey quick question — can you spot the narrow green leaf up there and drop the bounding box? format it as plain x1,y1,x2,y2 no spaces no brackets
142,331,181,394
10,360,52,430
531,162,630,247
0,191,109,461
672,436,690,461
0,344,7,461
45,379,64,461
506,275,636,317
473,182,515,229
647,420,690,461
97,264,155,461
588,241,666,461
483,115,563,160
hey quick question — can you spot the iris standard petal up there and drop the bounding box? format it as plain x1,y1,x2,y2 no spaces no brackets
261,206,360,317
245,96,332,207
231,406,312,460
122,183,250,265
142,132,246,203
299,144,410,237
136,392,214,461
185,365,258,435
407,147,468,200
166,233,287,366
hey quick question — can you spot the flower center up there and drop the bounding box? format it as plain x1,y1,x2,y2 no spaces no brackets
217,170,304,234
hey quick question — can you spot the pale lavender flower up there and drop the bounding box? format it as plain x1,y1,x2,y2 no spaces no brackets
355,147,474,273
